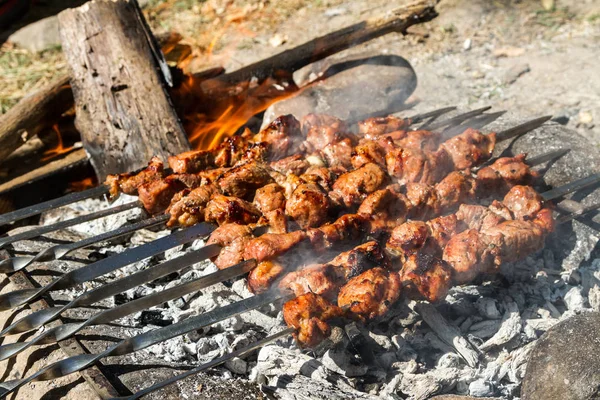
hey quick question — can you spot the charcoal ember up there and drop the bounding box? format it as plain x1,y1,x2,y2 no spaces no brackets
322,348,369,377
138,310,173,327
522,313,600,400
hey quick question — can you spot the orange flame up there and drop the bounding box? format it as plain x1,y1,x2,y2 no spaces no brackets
68,177,97,192
41,124,76,162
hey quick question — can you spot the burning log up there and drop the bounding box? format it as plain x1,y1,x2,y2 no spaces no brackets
58,0,191,180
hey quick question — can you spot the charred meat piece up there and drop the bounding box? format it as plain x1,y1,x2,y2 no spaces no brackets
254,183,286,214
170,174,204,189
138,176,186,215
204,195,261,226
338,267,402,321
279,264,338,299
270,154,310,176
328,241,390,279
351,140,387,169
322,138,354,170
242,142,270,163
358,116,410,139
105,156,165,198
400,253,452,302
502,185,544,220
285,183,332,229
243,231,308,262
302,114,348,151
476,154,538,196
301,166,337,192
168,150,214,174
307,214,368,251
442,228,497,284
217,162,274,200
357,188,409,235
167,184,217,227
254,115,303,159
434,171,478,214
283,292,343,348
439,128,496,170
332,163,388,208
206,223,254,270
385,147,451,186
247,259,286,293
213,136,248,168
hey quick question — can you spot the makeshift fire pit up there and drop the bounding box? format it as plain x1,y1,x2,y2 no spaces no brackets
0,1,599,400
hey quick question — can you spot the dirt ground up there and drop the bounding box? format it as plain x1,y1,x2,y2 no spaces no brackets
0,0,599,399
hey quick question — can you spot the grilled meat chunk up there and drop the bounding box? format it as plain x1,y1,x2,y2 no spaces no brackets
357,188,409,235
253,183,286,213
302,114,348,151
322,138,354,170
168,150,214,174
400,253,452,302
338,267,402,320
243,231,308,262
351,140,387,169
404,182,439,219
385,147,451,185
279,264,338,299
328,241,390,279
332,163,388,207
358,116,410,138
105,156,165,198
502,185,544,220
387,221,430,255
138,176,186,215
394,130,440,152
456,203,509,232
270,154,309,176
307,214,368,251
476,154,538,196
301,166,337,192
170,174,204,189
443,228,497,284
286,183,332,228
247,259,286,293
204,195,261,225
206,223,254,270
217,162,274,200
434,171,478,213
197,167,229,184
213,136,248,168
283,293,343,348
439,128,496,170
254,114,303,159
166,184,217,227
483,219,547,264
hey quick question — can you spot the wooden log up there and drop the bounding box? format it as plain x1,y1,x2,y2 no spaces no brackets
58,0,191,180
0,76,73,166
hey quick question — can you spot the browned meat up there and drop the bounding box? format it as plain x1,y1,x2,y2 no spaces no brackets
337,267,402,320
357,188,408,235
307,214,368,251
206,223,254,269
328,241,390,279
170,174,204,189
279,264,337,299
322,138,354,170
394,130,440,152
247,259,286,293
386,221,430,255
253,183,286,213
456,203,508,232
482,219,547,265
301,166,337,192
138,176,186,215
434,171,478,213
385,147,451,185
358,116,410,139
351,140,387,169
400,253,452,302
443,229,496,284
261,209,288,234
502,185,544,220
270,154,310,175
404,182,439,219
254,115,303,159
533,208,555,233
476,154,538,196
197,167,229,184
166,184,217,227
241,141,270,163
426,214,464,251
283,293,342,348
213,136,248,168
204,195,261,225
285,183,331,228
332,163,388,207
439,128,496,170
217,162,274,200
105,156,165,198
168,150,214,174
243,231,308,262
302,114,348,151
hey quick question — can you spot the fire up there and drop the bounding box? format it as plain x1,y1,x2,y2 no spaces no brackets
41,124,76,162
172,72,299,150
68,177,97,192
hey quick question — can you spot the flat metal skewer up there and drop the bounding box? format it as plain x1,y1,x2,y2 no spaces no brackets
0,291,292,398
421,106,492,131
409,106,457,124
0,222,215,311
0,260,256,360
441,111,506,137
0,214,169,274
0,200,143,249
496,115,552,142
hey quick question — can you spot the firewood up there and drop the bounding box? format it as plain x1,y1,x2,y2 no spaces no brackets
58,0,191,180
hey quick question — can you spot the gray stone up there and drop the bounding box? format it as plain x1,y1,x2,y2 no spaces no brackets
261,53,416,128
503,63,531,85
7,15,61,52
522,312,600,400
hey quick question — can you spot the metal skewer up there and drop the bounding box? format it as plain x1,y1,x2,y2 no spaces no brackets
421,106,492,131
0,222,215,311
0,214,169,273
441,111,506,137
409,106,457,124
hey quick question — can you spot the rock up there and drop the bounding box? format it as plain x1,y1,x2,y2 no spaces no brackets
322,348,369,377
7,16,61,52
493,46,526,58
503,63,530,84
563,286,588,311
225,357,247,374
261,53,416,128
430,396,500,400
468,379,494,397
522,312,600,400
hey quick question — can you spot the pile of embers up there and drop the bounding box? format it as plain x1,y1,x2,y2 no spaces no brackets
2,109,600,399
